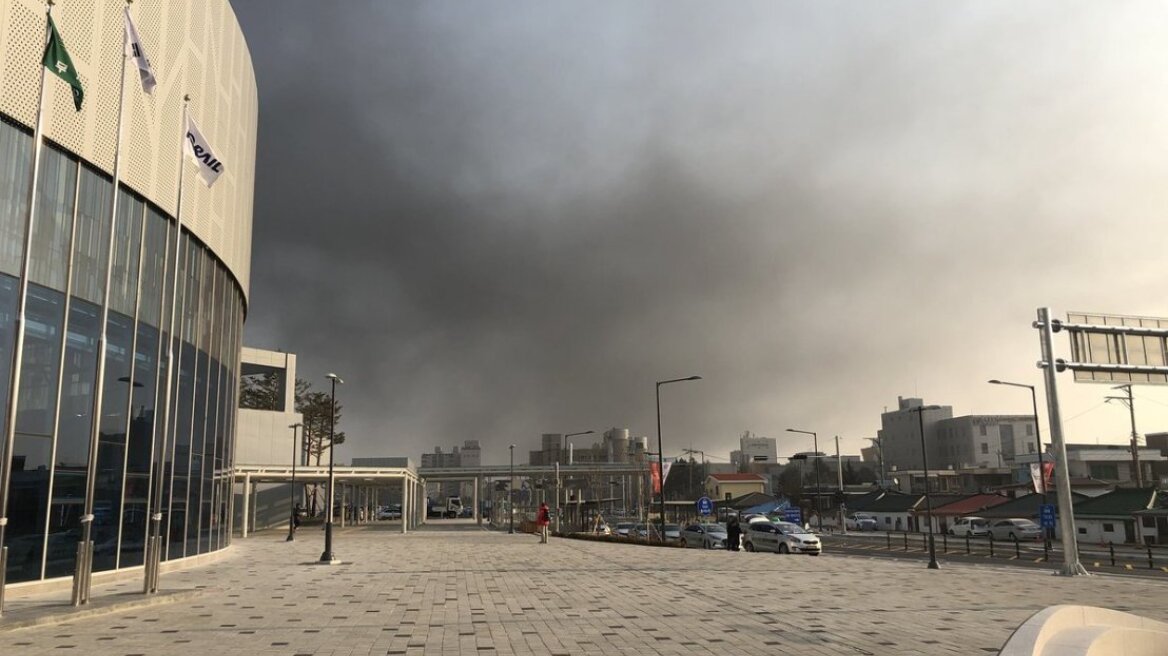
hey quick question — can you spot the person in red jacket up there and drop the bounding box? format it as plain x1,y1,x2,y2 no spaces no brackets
536,502,551,544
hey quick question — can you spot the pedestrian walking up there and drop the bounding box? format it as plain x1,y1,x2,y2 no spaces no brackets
726,516,741,551
536,502,551,543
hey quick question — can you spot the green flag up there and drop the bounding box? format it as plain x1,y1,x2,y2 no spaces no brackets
42,15,83,111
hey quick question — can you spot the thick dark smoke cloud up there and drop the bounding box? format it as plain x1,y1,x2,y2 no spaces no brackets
231,1,1168,464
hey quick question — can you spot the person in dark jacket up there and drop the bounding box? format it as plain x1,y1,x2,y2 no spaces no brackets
726,516,741,551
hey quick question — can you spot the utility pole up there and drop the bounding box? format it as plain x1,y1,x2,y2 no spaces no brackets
1105,384,1143,488
682,448,706,499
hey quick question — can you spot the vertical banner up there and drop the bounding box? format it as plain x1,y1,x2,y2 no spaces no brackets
650,462,661,494
1029,463,1043,493
661,461,673,491
1030,462,1056,493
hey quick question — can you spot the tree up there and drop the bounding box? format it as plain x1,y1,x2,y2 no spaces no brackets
293,379,344,514
239,372,282,410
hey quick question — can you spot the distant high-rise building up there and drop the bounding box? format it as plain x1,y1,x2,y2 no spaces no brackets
731,431,777,468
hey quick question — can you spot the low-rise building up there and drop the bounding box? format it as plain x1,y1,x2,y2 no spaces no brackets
705,473,766,501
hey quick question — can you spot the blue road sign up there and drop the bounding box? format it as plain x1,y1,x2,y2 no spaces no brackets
784,508,803,524
696,496,713,516
1040,504,1056,529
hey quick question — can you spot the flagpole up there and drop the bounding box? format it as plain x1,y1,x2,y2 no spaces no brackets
145,93,189,595
0,0,56,618
71,0,134,607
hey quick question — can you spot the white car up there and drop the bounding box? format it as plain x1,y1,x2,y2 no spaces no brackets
680,523,728,549
988,518,1042,541
846,512,878,531
743,521,822,555
948,516,989,537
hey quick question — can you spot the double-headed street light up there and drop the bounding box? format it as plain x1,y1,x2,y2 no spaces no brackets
786,428,822,531
319,373,343,564
657,375,701,540
908,404,942,570
508,444,516,534
287,422,302,542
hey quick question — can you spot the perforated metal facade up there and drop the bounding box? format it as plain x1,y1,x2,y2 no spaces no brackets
0,0,256,298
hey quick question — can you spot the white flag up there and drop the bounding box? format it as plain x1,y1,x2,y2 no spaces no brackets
184,116,224,187
124,8,156,94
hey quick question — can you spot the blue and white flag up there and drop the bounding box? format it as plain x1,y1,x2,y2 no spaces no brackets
184,116,224,187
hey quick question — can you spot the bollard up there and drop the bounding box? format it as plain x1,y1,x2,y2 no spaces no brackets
886,532,891,550
1043,538,1050,562
1014,535,1020,559
1149,545,1155,570
922,533,927,551
903,532,909,551
989,534,994,557
1109,542,1115,567
965,534,970,555
941,532,947,554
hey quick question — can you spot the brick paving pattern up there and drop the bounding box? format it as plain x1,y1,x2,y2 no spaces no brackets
2,520,1166,655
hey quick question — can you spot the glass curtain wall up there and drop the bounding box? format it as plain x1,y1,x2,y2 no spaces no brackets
0,117,243,584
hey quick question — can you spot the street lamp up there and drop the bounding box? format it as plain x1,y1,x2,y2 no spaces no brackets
908,404,941,570
287,423,302,542
786,429,822,531
319,373,343,564
509,444,516,534
989,379,1050,540
657,375,702,541
562,430,595,463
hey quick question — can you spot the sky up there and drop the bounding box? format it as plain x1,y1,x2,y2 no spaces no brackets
229,1,1168,467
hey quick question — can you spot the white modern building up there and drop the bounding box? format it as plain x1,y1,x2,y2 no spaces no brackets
0,0,256,586
730,431,778,467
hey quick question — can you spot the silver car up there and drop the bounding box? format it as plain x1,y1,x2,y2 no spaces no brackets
680,523,728,549
988,518,1042,541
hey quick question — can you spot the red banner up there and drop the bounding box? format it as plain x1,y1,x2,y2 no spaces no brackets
1031,462,1055,493
650,462,661,494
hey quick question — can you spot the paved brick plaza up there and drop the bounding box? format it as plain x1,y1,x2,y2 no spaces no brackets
3,521,1167,655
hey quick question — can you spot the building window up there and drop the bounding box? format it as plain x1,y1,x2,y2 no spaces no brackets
1078,527,1087,535
1026,424,1033,436
1102,523,1115,532
1027,443,1035,453
980,443,989,455
979,425,987,436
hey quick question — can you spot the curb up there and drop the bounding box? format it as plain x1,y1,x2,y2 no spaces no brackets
0,587,208,632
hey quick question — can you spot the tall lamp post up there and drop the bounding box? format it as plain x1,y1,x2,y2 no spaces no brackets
558,430,594,533
989,379,1050,540
656,375,701,540
319,373,343,564
909,404,941,570
508,444,516,534
287,422,302,542
786,429,822,531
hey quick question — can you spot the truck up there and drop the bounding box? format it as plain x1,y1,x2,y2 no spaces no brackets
426,496,464,518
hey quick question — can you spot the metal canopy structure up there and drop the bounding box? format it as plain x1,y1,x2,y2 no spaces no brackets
233,465,425,539
419,463,647,480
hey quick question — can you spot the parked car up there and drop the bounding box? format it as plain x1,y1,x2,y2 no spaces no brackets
630,524,650,539
615,522,635,538
680,523,728,549
377,506,402,520
988,518,1042,541
743,521,821,555
948,516,989,537
663,524,682,541
846,512,878,531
